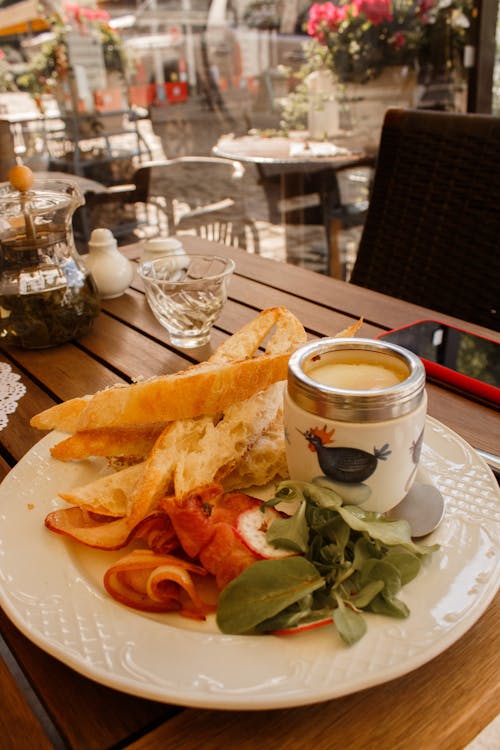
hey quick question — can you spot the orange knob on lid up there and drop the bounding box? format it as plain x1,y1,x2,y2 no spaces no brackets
8,165,34,193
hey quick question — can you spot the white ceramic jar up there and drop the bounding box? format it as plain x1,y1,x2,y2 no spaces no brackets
141,237,184,262
85,228,134,299
284,338,427,514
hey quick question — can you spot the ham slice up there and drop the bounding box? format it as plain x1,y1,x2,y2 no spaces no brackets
161,487,262,589
44,508,176,551
103,550,212,617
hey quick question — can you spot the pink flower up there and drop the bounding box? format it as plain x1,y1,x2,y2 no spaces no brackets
418,0,436,23
349,1,362,18
63,2,110,24
390,30,407,49
307,2,348,40
358,0,393,25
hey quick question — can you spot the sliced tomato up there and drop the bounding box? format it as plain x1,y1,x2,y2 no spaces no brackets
273,616,334,635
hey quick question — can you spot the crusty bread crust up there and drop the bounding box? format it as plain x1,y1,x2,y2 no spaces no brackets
30,306,308,435
50,424,166,461
75,352,291,431
209,306,307,362
30,398,89,432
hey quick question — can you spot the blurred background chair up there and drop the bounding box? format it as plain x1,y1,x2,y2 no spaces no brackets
349,108,500,330
319,160,374,278
81,155,260,253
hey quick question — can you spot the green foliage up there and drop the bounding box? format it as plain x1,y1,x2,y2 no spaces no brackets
216,479,438,645
8,13,128,108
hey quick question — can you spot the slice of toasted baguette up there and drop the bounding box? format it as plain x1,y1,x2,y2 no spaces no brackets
209,306,307,362
127,415,214,526
334,318,364,339
30,397,89,432
75,352,291,432
59,462,144,517
30,307,307,434
173,381,284,498
221,410,288,491
50,424,166,462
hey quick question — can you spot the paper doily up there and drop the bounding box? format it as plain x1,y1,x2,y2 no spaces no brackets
0,363,26,431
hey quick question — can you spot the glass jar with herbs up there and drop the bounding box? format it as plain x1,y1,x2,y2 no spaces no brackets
0,167,100,349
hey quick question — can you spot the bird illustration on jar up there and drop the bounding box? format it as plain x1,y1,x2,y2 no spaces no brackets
298,424,425,507
302,426,391,482
299,425,392,505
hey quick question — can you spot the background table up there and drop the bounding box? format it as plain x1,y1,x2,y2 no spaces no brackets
0,236,498,750
214,132,375,276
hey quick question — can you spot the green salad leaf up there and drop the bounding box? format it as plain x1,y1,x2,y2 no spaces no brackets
265,500,309,553
216,480,439,645
216,557,325,634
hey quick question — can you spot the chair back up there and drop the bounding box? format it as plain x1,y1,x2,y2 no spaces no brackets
350,109,500,330
136,156,258,250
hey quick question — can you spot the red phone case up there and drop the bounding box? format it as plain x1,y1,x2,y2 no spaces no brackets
376,320,500,406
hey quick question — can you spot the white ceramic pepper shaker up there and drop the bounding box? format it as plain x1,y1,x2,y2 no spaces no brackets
86,228,134,299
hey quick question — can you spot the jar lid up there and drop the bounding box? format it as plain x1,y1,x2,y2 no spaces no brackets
0,178,83,218
143,237,184,254
287,338,426,422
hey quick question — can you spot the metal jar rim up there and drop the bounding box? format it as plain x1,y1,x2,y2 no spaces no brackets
287,338,426,422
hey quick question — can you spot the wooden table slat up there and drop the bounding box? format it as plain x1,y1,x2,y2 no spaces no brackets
0,650,54,750
6,339,128,403
127,599,500,750
164,239,499,338
0,609,179,750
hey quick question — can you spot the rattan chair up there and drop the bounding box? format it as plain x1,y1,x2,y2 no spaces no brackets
350,109,500,330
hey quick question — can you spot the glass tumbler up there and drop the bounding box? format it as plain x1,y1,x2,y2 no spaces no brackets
138,253,235,348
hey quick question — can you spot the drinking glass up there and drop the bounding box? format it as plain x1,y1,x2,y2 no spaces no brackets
138,253,235,348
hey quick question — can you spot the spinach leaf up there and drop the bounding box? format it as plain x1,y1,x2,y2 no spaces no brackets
265,501,309,553
337,505,439,555
359,558,402,597
369,593,410,618
216,557,325,634
350,580,385,608
333,596,367,645
384,550,422,585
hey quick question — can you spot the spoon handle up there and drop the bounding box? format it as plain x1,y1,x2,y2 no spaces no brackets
475,448,500,485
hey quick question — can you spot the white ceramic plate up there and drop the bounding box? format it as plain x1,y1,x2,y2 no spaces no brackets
0,416,498,710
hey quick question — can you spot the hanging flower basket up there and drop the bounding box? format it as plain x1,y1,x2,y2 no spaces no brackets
304,0,473,86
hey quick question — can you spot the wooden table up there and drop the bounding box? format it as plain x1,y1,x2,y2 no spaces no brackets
214,132,375,276
0,236,498,750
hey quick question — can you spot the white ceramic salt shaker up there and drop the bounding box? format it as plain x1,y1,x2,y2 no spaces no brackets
86,228,134,299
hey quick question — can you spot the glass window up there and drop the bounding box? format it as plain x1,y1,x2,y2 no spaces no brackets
0,1,487,277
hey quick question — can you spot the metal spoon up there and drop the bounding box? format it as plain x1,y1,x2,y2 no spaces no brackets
387,482,445,538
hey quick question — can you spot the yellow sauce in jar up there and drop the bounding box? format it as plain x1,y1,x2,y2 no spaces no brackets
307,351,408,391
